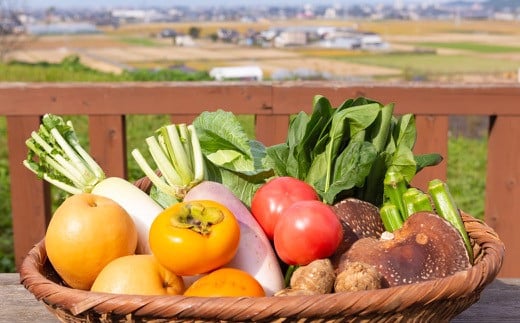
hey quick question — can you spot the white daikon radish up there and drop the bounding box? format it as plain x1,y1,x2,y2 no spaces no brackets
91,177,163,254
184,181,285,296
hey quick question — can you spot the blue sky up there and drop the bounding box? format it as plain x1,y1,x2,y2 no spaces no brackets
24,0,409,9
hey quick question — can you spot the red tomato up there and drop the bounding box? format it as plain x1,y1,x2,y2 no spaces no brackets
251,176,319,239
273,200,343,265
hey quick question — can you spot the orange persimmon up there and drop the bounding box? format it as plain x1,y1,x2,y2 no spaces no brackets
149,200,240,276
184,267,265,297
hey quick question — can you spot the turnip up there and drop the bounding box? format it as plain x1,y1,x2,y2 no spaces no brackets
184,181,285,296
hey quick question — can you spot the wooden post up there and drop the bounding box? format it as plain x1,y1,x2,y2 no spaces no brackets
486,115,520,277
7,116,51,269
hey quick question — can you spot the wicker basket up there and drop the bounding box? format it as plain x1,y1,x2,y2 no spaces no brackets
20,186,505,322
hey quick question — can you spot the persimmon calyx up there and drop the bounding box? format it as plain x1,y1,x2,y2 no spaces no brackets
169,201,224,235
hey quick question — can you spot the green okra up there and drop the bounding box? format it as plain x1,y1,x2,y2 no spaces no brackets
402,188,420,219
412,190,434,213
402,187,433,219
383,171,408,220
428,179,474,264
380,203,404,232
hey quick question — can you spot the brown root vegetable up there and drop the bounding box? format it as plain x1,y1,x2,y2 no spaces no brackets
289,259,336,294
334,261,386,292
338,211,471,287
330,198,385,267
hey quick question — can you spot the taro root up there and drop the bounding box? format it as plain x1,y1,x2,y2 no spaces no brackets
334,261,386,292
330,198,385,267
289,259,336,294
337,211,471,287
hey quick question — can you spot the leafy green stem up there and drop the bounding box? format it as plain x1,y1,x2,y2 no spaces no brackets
131,123,205,201
23,114,106,194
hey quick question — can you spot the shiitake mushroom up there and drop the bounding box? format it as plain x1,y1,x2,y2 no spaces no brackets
336,211,471,287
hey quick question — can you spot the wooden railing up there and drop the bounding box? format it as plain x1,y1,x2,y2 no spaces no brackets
1,82,519,277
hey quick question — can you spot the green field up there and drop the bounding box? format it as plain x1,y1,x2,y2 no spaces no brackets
339,53,519,78
118,36,165,47
415,41,520,53
0,56,211,82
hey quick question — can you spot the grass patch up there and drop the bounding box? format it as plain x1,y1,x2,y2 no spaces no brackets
1,56,211,82
118,36,163,47
447,136,487,220
338,53,519,75
415,41,520,53
0,56,122,82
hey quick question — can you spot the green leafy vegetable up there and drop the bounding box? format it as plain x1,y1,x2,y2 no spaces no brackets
193,110,274,207
266,95,443,206
23,114,105,194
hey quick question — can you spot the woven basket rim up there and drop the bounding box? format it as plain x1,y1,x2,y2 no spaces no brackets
19,211,505,321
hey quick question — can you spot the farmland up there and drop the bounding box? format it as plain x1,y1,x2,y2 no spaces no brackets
6,19,520,82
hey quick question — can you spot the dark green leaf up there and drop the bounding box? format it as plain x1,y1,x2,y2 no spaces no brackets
194,110,250,156
387,144,416,183
266,143,290,176
293,96,334,179
287,112,309,147
305,152,329,194
205,161,267,207
415,153,443,173
286,112,310,179
369,103,395,152
321,141,377,204
394,114,417,149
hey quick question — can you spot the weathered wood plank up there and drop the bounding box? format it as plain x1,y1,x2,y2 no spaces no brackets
1,83,520,116
6,116,51,271
451,278,520,322
169,114,197,125
255,114,290,146
0,83,273,116
0,274,57,322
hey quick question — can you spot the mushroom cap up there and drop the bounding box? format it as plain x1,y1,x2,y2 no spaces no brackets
338,211,471,287
332,198,385,239
330,198,385,267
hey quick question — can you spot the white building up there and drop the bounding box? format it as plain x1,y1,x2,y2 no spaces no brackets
209,66,263,81
110,9,166,23
359,33,389,50
274,29,308,47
